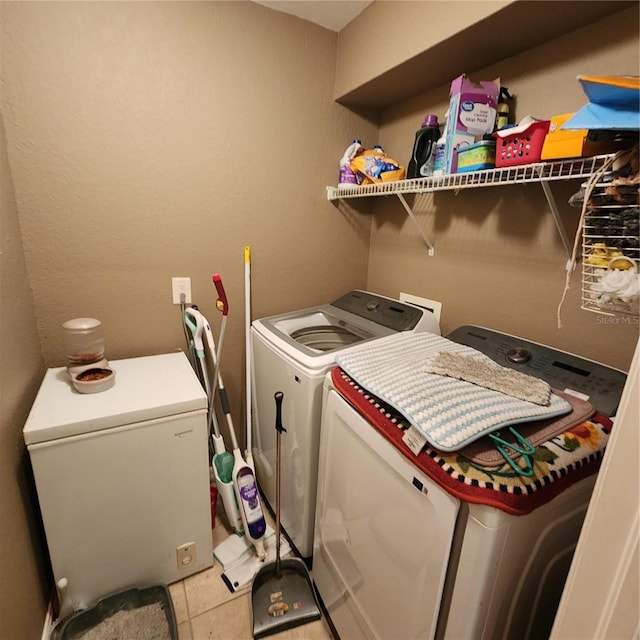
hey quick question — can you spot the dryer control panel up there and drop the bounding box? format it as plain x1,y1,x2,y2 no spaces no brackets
447,325,628,417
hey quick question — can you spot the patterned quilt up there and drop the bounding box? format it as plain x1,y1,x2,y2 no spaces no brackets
331,367,612,515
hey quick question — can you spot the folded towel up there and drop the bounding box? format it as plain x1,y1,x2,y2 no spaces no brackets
424,351,551,405
336,333,571,452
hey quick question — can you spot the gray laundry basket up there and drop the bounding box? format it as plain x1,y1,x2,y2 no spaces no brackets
59,584,177,640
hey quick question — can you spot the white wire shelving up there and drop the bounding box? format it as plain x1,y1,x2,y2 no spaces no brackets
581,175,639,318
327,154,616,259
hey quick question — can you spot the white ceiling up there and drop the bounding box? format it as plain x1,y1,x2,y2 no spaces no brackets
252,1,373,32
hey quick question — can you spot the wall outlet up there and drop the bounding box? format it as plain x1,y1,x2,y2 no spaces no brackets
172,277,192,304
176,542,196,570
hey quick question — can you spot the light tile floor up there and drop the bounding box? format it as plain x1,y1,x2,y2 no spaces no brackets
168,506,334,640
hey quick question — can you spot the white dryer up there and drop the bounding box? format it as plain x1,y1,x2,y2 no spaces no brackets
312,325,628,640
251,291,440,561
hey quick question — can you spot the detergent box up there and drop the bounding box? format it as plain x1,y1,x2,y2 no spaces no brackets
541,113,590,160
445,74,499,173
541,111,614,160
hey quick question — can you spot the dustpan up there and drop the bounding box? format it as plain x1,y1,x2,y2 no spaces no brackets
251,391,321,639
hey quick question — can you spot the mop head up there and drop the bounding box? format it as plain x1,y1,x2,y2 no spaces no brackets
214,526,292,593
424,351,551,405
214,531,261,571
222,536,291,593
214,452,234,483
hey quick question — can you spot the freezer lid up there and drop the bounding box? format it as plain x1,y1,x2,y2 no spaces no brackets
23,352,207,445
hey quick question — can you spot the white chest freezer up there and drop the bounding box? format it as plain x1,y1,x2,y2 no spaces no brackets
23,352,213,612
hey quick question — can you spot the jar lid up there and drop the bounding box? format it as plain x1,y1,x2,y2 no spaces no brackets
63,318,102,331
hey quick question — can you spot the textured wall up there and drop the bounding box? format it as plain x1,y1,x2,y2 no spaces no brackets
367,6,639,371
3,3,638,637
1,0,376,411
0,2,376,636
0,109,48,639
335,0,511,102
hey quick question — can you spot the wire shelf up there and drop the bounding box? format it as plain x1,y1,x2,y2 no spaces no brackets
326,155,616,200
327,154,617,260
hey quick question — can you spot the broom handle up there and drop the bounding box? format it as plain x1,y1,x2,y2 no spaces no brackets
274,391,285,575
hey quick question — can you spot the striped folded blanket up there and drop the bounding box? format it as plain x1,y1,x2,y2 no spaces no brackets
336,333,571,451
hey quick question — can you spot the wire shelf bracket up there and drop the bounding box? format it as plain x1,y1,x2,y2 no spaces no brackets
327,155,615,261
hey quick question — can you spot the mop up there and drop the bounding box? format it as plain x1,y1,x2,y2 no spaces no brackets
185,305,242,535
215,251,287,590
244,246,256,464
244,246,273,479
180,300,244,535
211,274,267,559
184,307,212,400
179,295,199,374
244,246,254,468
251,391,321,639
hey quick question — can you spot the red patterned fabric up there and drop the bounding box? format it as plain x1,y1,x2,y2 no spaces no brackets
331,367,612,515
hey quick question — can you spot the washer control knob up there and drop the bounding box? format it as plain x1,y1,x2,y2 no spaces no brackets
366,301,379,311
506,348,531,365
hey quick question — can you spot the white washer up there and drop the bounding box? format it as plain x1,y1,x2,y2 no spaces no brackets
251,290,440,561
312,326,627,640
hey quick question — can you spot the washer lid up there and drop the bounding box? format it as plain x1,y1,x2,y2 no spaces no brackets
23,352,207,445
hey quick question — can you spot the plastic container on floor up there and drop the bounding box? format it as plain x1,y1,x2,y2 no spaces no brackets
60,585,178,640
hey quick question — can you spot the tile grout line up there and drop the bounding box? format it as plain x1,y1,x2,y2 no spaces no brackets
182,582,195,640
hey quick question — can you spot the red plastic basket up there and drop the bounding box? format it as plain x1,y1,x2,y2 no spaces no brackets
494,120,550,167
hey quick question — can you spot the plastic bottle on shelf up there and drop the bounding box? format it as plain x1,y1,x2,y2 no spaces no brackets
431,123,448,177
407,114,441,179
495,87,514,131
338,139,363,185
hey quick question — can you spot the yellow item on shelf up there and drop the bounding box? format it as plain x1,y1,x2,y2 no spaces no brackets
585,243,626,267
350,149,405,184
540,113,610,160
608,256,635,271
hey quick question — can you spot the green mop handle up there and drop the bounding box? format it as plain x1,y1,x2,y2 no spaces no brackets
274,391,286,575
